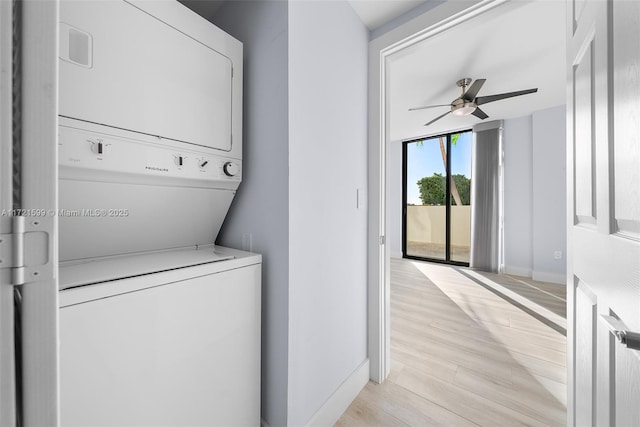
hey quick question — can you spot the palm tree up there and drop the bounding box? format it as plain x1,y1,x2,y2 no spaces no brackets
415,133,464,205
437,133,463,206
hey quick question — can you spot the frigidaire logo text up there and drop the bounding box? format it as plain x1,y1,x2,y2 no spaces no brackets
145,166,169,172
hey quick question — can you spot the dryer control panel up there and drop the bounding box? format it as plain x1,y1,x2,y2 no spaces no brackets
59,124,242,186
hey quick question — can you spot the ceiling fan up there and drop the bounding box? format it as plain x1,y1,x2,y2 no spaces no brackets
409,78,538,126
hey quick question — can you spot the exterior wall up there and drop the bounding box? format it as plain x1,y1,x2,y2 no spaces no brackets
406,206,471,247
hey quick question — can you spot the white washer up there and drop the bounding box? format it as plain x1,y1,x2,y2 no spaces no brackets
59,246,261,426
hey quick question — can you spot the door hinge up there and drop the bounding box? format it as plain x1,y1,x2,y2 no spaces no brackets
379,235,385,245
0,215,53,286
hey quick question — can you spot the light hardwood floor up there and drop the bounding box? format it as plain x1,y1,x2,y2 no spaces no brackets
336,259,567,426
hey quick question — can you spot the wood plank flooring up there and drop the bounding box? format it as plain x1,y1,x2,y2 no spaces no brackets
336,259,567,426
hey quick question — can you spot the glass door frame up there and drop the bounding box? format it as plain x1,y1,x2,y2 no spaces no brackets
402,130,471,267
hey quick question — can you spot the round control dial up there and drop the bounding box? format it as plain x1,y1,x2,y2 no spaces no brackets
223,162,239,177
91,141,106,155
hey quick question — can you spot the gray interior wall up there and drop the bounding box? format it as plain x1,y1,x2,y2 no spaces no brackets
212,3,290,426
288,2,369,425
503,106,567,283
503,115,534,276
214,1,369,425
532,105,566,283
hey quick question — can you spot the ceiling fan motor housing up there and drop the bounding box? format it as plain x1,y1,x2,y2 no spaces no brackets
451,98,477,116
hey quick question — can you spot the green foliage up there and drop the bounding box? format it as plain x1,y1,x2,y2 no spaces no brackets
417,173,471,205
452,174,471,205
417,173,445,205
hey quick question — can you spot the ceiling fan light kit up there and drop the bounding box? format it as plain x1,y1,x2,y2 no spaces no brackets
411,77,538,126
451,99,477,116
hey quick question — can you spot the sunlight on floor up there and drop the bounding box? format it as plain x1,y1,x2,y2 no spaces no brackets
338,258,567,426
409,261,567,408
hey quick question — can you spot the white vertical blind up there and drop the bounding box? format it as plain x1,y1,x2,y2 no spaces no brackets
470,120,503,272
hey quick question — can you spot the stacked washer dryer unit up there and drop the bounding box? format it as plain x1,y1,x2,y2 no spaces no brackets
57,1,260,425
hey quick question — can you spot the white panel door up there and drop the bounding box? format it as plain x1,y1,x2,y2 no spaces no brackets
567,0,640,425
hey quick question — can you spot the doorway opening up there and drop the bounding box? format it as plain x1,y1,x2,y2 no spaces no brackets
402,130,472,266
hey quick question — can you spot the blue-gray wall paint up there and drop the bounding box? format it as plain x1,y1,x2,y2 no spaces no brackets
503,115,534,276
288,1,369,425
214,1,369,425
532,105,566,282
503,106,567,283
212,2,290,426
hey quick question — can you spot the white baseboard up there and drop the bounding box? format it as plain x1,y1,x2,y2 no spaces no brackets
504,266,532,278
306,359,370,427
532,270,566,285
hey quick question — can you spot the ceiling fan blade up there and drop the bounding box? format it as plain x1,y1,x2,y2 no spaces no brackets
463,78,486,101
475,88,538,105
472,107,488,120
424,110,451,126
408,104,450,111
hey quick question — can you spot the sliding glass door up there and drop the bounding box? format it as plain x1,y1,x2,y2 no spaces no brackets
402,130,472,265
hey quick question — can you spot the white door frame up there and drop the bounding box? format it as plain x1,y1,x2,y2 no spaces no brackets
366,0,510,382
0,1,17,424
0,1,59,424
20,1,60,425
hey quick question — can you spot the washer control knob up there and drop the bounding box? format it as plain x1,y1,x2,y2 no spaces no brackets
223,162,239,177
199,160,209,168
174,155,184,166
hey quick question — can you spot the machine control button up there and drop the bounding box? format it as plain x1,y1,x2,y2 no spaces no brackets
174,155,184,166
223,162,239,177
91,141,105,155
199,160,209,168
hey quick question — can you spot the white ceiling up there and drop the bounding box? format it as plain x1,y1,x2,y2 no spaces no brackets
388,0,566,141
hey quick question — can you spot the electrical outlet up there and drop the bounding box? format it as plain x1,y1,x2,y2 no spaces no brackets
554,250,562,260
